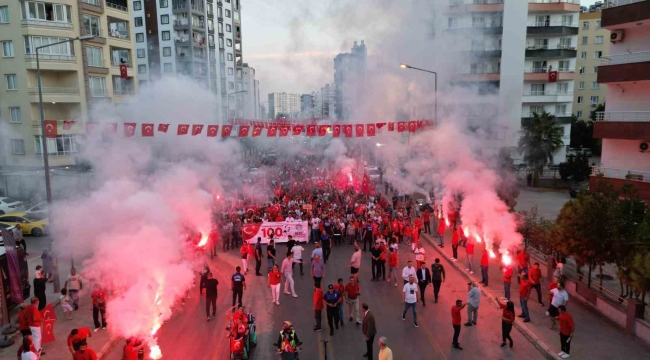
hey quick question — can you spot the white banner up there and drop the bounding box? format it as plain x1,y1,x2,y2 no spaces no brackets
242,221,309,244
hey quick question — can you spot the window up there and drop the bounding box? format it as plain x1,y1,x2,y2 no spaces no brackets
160,0,168,8
582,21,589,30
83,14,101,36
219,51,225,64
112,76,133,95
134,1,142,10
593,66,598,74
234,12,240,23
2,41,13,57
594,51,602,59
9,107,21,123
579,67,585,75
35,134,79,156
555,105,567,115
86,46,103,67
227,53,233,61
226,24,231,32
577,96,583,104
578,81,585,90
228,81,234,90
557,83,569,94
448,17,457,29
138,64,146,74
0,6,9,23
135,17,143,27
596,20,601,29
136,33,144,42
89,76,106,97
594,36,603,44
218,37,224,49
576,111,583,118
559,60,570,71
162,31,170,41
228,67,233,75
559,37,572,48
531,83,545,95
161,15,169,24
591,81,599,89
24,36,74,56
10,139,25,155
226,39,232,47
5,74,17,90
590,96,599,104
581,36,588,45
163,47,171,57
137,48,145,58
110,48,130,66
225,9,231,18
580,51,587,59
163,63,172,73
208,19,214,32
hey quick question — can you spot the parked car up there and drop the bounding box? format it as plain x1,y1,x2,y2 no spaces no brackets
514,163,528,171
569,182,590,198
0,212,49,237
0,197,25,215
0,223,24,243
26,202,48,215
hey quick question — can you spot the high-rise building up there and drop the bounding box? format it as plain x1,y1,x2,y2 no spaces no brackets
0,0,137,169
334,40,366,120
132,0,247,122
591,0,650,201
573,10,609,121
320,83,335,119
267,92,300,118
300,93,315,118
242,63,259,119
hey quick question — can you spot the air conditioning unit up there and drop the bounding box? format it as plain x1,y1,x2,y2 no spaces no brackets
640,142,649,153
611,30,625,43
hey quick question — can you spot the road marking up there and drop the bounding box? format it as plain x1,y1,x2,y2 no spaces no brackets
317,329,325,360
27,255,41,262
419,318,449,360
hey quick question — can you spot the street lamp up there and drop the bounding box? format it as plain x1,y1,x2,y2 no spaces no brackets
399,63,438,126
36,34,94,292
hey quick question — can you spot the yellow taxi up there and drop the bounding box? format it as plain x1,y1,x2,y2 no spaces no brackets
0,212,48,237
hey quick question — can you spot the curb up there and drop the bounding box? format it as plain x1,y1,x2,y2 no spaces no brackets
420,232,562,360
97,335,121,359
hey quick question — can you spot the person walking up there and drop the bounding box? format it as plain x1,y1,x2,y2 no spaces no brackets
516,249,531,284
268,264,282,305
416,262,431,307
465,239,474,274
324,284,341,336
423,209,431,234
495,297,515,348
286,235,296,256
239,242,250,274
313,284,324,332
26,297,44,356
90,284,107,331
377,241,387,281
518,274,531,323
199,263,210,296
267,239,277,273
437,218,445,247
503,264,514,300
362,221,374,251
204,272,219,321
464,282,480,326
402,275,419,327
321,230,332,263
414,243,425,269
378,336,393,360
311,255,325,289
431,258,446,303
254,237,264,276
386,247,398,287
370,242,381,281
346,221,356,246
64,268,83,310
33,266,47,311
282,253,301,298
231,266,246,308
548,282,569,330
529,262,544,305
557,305,575,359
290,242,305,275
336,278,346,327
451,299,468,350
402,261,416,285
362,303,377,359
311,241,323,261
345,276,361,324
480,249,489,286
350,245,361,280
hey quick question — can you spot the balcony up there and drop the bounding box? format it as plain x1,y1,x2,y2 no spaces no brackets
24,53,77,70
528,0,580,12
81,0,103,13
113,88,134,96
602,0,650,29
447,0,504,12
598,51,650,83
108,19,130,40
21,19,73,29
526,21,578,36
523,68,575,81
106,1,128,12
522,90,573,103
446,21,503,34
593,112,650,140
590,166,650,202
522,112,573,124
468,46,502,58
27,87,82,103
83,27,106,44
525,45,576,58
174,18,190,29
173,0,205,15
457,70,500,82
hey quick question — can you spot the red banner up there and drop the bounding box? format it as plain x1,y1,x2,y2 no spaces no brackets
267,125,277,137
62,120,75,130
292,125,304,135
408,121,417,133
367,124,376,137
306,125,316,137
42,319,56,344
142,123,154,137
43,120,57,138
207,125,219,137
119,63,128,79
222,125,233,137
104,123,117,135
388,122,395,131
318,125,329,137
343,125,353,138
178,124,189,135
355,124,364,137
549,66,558,83
192,124,204,136
158,124,169,133
124,123,136,138
333,125,341,138
279,126,289,137
238,126,250,137
252,125,263,137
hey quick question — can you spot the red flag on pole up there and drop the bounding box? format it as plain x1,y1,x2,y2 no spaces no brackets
43,120,57,138
343,125,353,138
388,122,395,131
104,123,118,135
267,125,277,137
279,126,289,137
355,124,364,137
238,125,250,137
292,125,304,135
408,121,417,133
177,124,189,135
124,123,136,138
252,125,263,137
142,123,154,137
222,125,233,137
397,122,406,133
192,124,204,136
62,120,75,130
207,125,219,137
306,125,316,137
333,125,341,138
119,63,128,79
158,124,169,133
367,124,376,136
317,125,329,137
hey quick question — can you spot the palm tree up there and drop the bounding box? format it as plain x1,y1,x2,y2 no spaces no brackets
518,111,564,186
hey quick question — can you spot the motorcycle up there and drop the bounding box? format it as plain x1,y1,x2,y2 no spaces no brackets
226,306,257,360
273,341,302,360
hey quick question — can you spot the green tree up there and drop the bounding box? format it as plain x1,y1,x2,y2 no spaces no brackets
518,112,564,187
569,117,594,150
614,185,647,300
517,206,555,254
496,148,519,210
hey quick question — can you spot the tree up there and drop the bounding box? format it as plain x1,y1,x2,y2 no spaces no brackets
614,185,647,300
496,148,519,210
518,112,564,187
569,117,594,150
517,206,555,254
589,103,605,156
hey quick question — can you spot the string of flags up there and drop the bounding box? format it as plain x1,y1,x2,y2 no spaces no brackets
41,120,434,139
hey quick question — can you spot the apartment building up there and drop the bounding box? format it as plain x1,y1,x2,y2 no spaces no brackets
267,92,300,119
573,10,609,121
0,0,136,170
241,63,259,119
320,83,335,119
591,0,650,201
334,40,366,120
133,0,246,122
445,0,580,164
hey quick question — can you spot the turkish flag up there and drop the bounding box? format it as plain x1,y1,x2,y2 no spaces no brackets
417,120,424,129
306,125,316,137
362,172,371,195
268,204,281,213
86,122,99,135
367,124,376,137
333,125,341,138
292,125,304,135
376,123,386,129
388,122,395,131
244,205,258,214
43,120,57,138
397,122,406,133
279,126,289,137
142,123,154,137
158,124,169,133
104,122,118,135
124,122,136,138
241,223,262,243
318,125,329,137
192,124,204,136
252,125,263,137
238,125,250,137
62,120,75,130
408,121,417,133
343,125,353,138
354,204,367,215
267,125,277,137
222,125,233,137
119,63,128,79
207,125,219,137
177,124,189,135
549,69,558,83
355,124,364,137
42,319,56,344
40,303,57,321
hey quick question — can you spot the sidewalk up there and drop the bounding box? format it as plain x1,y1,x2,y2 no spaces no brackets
421,225,650,360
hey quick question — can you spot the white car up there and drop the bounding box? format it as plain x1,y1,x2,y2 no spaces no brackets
0,223,24,244
0,197,24,215
26,202,48,215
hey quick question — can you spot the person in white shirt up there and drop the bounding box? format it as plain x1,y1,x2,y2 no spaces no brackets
311,217,321,243
414,243,426,269
290,244,305,276
548,282,570,329
402,275,419,328
281,253,302,298
465,282,480,326
285,216,296,222
402,261,416,285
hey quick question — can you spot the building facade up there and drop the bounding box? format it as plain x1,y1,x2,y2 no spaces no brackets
591,0,650,201
573,10,609,121
0,0,136,169
320,83,335,119
334,40,366,120
242,63,258,119
267,92,300,118
445,0,580,164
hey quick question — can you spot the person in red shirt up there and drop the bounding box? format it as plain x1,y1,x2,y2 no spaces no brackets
437,219,445,247
336,278,346,327
17,305,30,336
313,284,324,332
516,250,531,284
557,305,575,358
73,343,97,360
518,274,532,322
495,297,515,348
422,210,431,234
344,276,361,324
480,249,489,286
67,328,92,354
451,228,460,261
268,264,282,306
25,297,43,355
122,337,144,360
91,284,107,331
528,262,544,305
451,300,467,350
16,335,37,360
503,264,513,300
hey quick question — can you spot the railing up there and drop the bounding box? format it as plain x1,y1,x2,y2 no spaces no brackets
87,58,105,67
523,90,573,96
25,54,76,61
106,1,128,12
528,21,578,27
111,59,132,67
524,67,574,73
592,166,650,183
467,69,500,74
529,0,580,3
82,0,101,6
605,0,645,8
113,88,134,95
601,51,650,66
470,46,501,51
522,112,570,117
21,19,73,29
595,111,650,122
27,87,79,95
108,28,129,40
448,20,503,29
83,26,103,38
174,19,189,26
89,87,107,97
450,0,504,4
526,44,576,50
176,37,190,43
